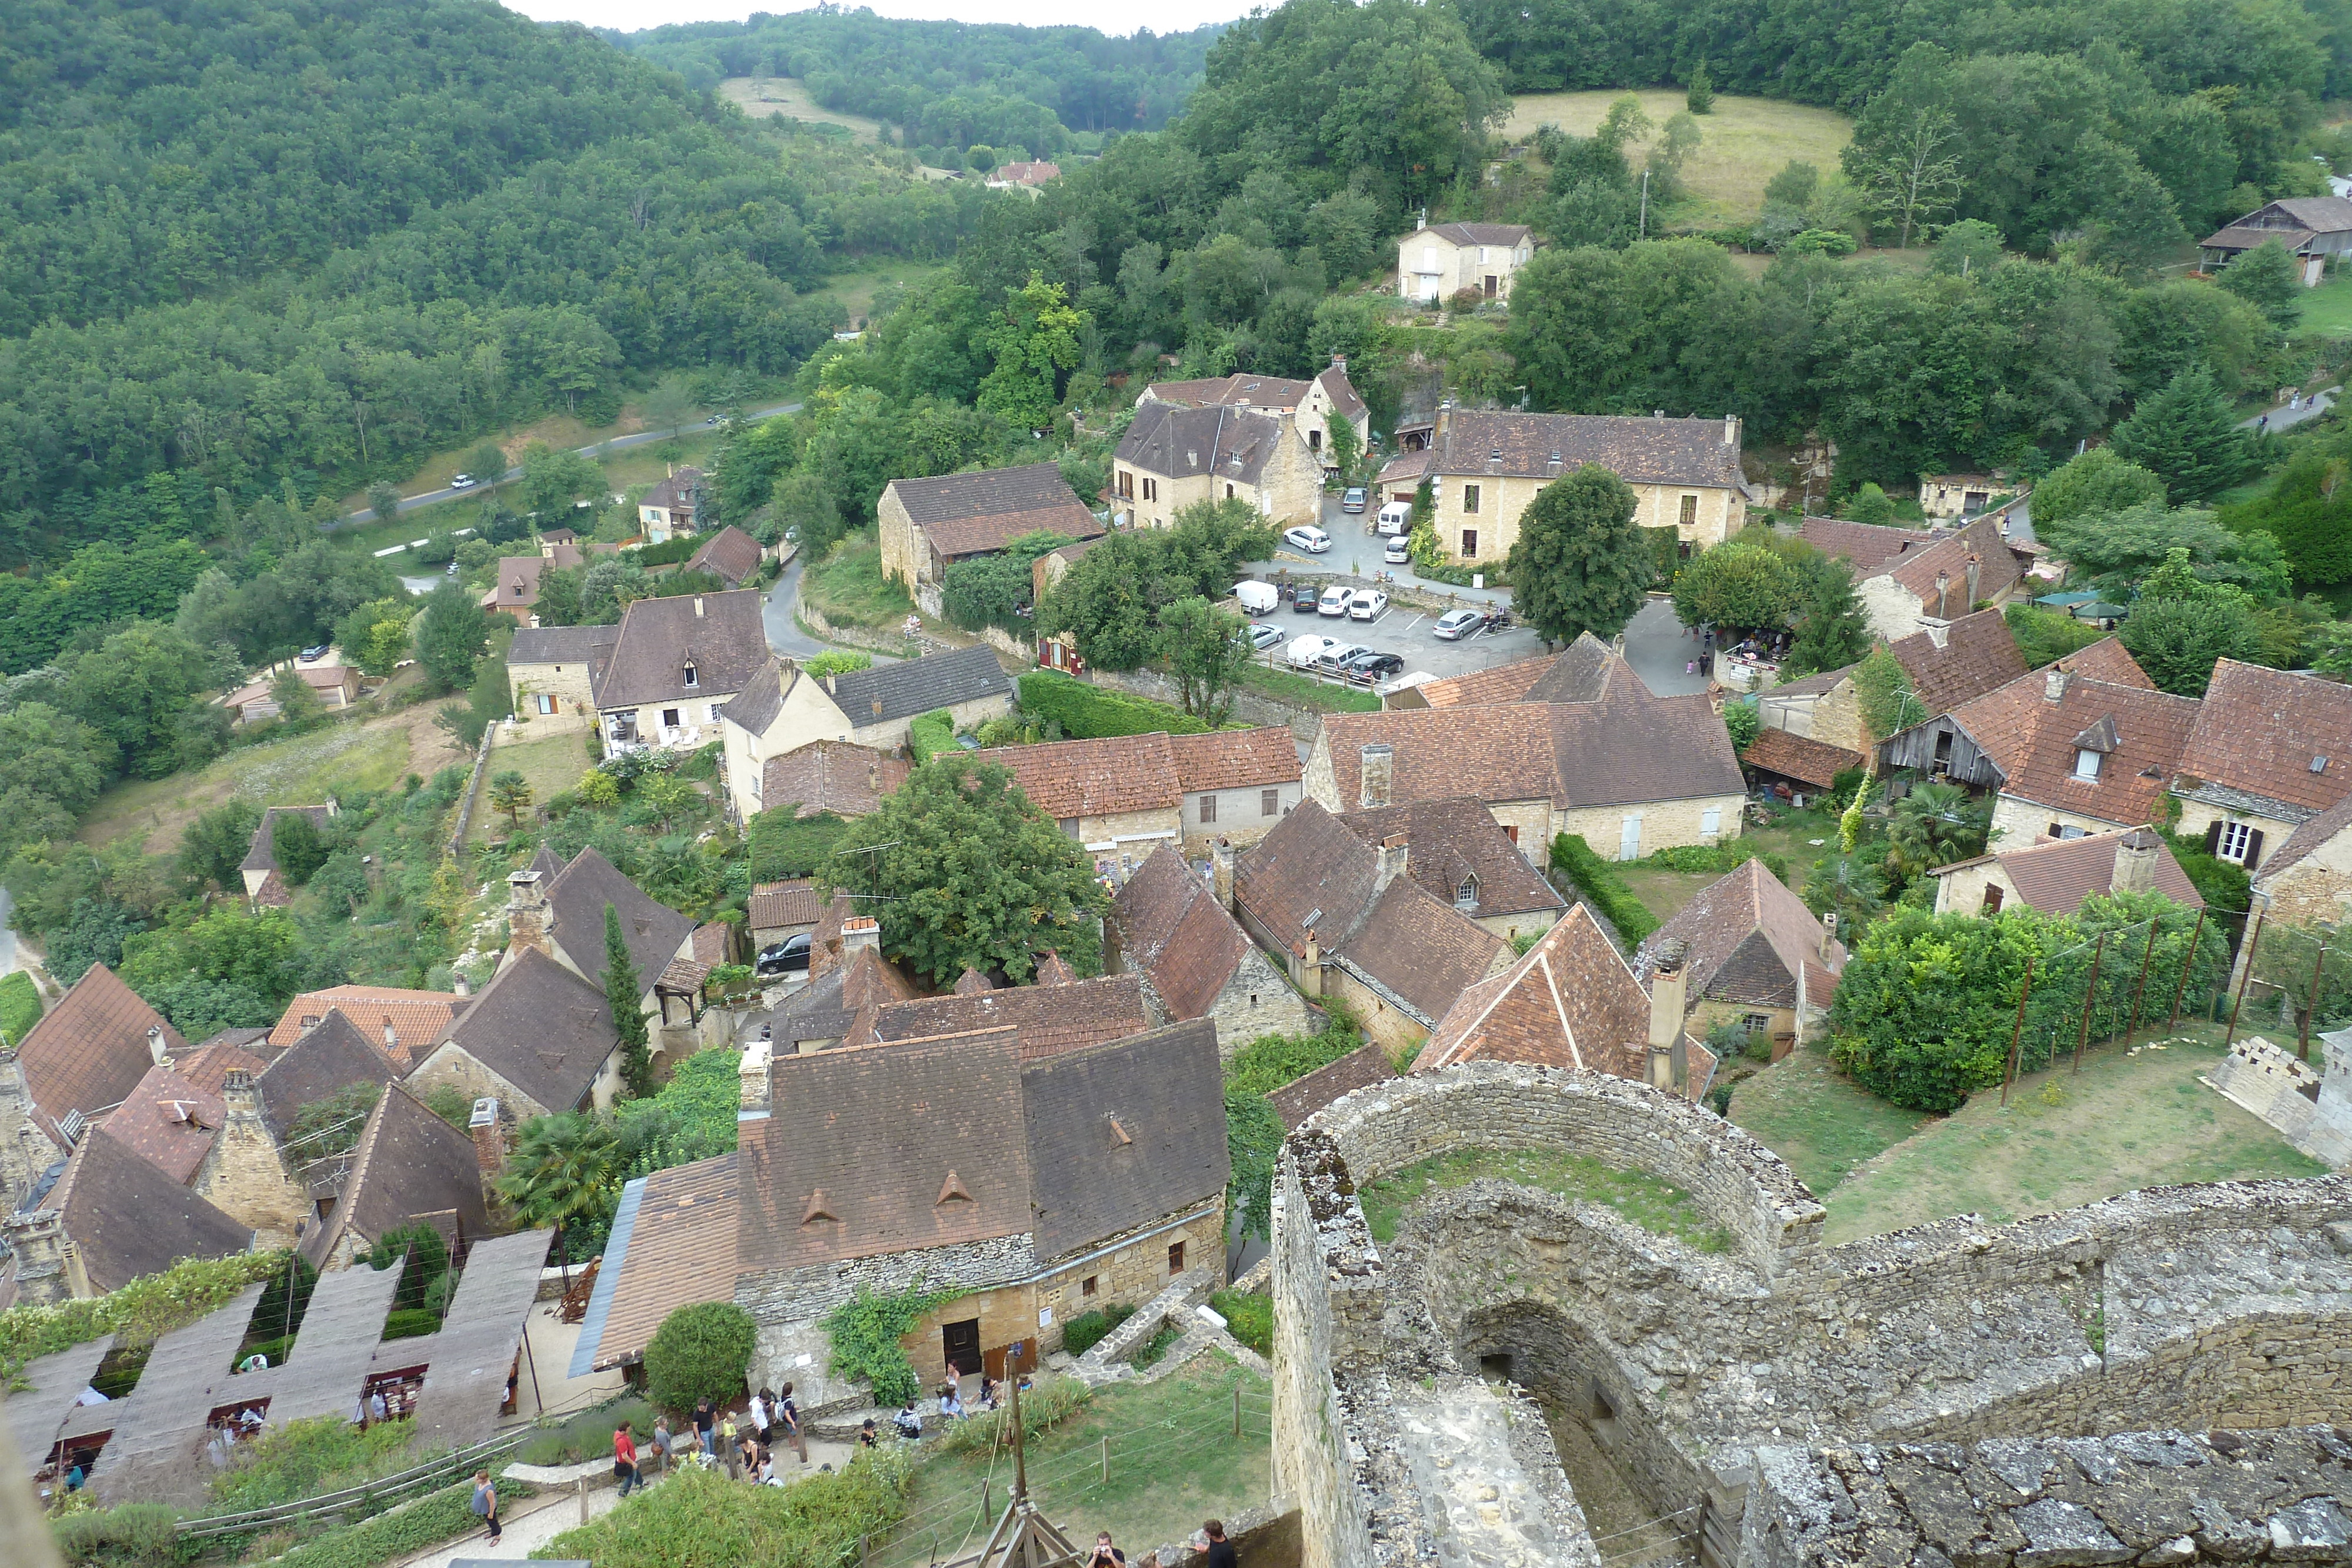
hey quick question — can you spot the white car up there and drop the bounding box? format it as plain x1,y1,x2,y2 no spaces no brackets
1317,584,1353,616
1286,634,1344,668
1283,525,1332,554
449,473,476,490
1348,590,1389,621
1384,536,1412,565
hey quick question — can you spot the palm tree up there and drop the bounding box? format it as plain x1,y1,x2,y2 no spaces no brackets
1883,780,1989,885
488,769,534,827
496,1112,619,1276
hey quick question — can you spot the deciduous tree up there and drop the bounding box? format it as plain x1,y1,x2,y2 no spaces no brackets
1505,464,1652,647
1158,596,1251,727
415,580,492,693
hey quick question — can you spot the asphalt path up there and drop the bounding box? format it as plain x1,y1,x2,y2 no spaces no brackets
330,401,804,525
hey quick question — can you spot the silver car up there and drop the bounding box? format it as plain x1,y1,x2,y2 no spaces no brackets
1434,608,1485,640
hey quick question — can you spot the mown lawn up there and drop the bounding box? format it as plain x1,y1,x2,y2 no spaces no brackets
2300,269,2352,337
803,537,914,628
1499,91,1853,225
470,731,597,845
1728,1041,1931,1199
1359,1145,1733,1252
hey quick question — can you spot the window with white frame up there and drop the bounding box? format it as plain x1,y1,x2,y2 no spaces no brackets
2073,748,2102,780
2217,820,2256,863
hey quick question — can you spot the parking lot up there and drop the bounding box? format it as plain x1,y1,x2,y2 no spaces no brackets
1240,584,1550,687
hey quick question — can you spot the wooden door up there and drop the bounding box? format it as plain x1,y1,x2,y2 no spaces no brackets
942,1318,981,1377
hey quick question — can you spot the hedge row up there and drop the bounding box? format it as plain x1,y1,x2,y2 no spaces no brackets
1643,841,1790,882
0,969,41,1045
1017,670,1209,738
1549,833,1659,947
627,534,701,567
268,1476,521,1568
908,708,956,763
540,1450,914,1568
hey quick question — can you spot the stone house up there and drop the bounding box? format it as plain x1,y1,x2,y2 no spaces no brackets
1756,608,2025,753
1107,401,1324,531
717,648,1011,820
747,880,824,951
268,985,468,1071
638,466,704,542
1395,220,1534,303
593,589,770,754
0,964,186,1208
1335,797,1568,946
976,727,1302,870
1634,859,1847,1057
403,945,626,1117
253,1010,405,1141
239,803,338,904
483,556,549,624
764,920,921,1055
1232,799,1514,1057
574,1017,1229,1396
299,1082,492,1272
0,1126,253,1308
1799,516,2026,643
1930,825,2203,919
750,739,909,827
1137,359,1371,463
1917,473,2002,521
1414,904,1719,1101
92,1061,308,1246
506,623,619,731
502,844,704,1051
876,463,1104,611
1412,407,1749,569
1308,640,1746,860
1107,845,1310,1054
844,964,1157,1059
2169,659,2352,877
684,524,769,588
2245,790,2352,931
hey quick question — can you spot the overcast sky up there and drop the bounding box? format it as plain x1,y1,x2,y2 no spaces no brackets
507,0,1251,34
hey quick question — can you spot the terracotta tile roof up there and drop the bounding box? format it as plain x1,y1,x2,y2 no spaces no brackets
760,740,908,819
1935,826,2204,914
990,160,1061,186
1408,656,1551,708
592,588,769,711
45,1128,252,1294
826,646,1011,730
1337,797,1565,920
854,973,1154,1060
979,734,1182,820
1419,904,1651,1075
239,805,335,875
1880,517,2020,608
1165,727,1301,793
658,957,711,992
684,526,766,587
2255,788,2352,887
1638,860,1845,1012
2174,660,2352,819
15,965,185,1148
1267,1043,1398,1129
1886,608,2026,714
543,846,697,995
1036,951,1078,985
255,1010,404,1139
430,947,618,1114
691,923,732,965
1339,877,1509,1022
1111,847,1251,1022
1942,650,2196,825
490,556,546,610
1799,517,1942,577
2050,636,2153,687
101,1063,225,1186
1377,450,1432,488
172,1037,270,1092
1927,640,2147,776
1425,222,1532,246
954,967,995,994
805,892,857,979
300,1083,490,1269
1519,633,1625,703
884,463,1102,559
1431,409,1742,490
1117,402,1297,487
748,880,823,931
585,1153,738,1370
1742,727,1861,790
268,987,466,1067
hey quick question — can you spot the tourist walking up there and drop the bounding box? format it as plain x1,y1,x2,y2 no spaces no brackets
471,1470,501,1543
778,1382,809,1465
613,1423,643,1497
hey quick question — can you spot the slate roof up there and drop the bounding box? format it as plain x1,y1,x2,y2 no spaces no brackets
592,589,769,711
761,740,909,819
1316,362,1368,422
717,656,796,735
1117,402,1296,487
850,973,1155,1061
826,646,1012,730
1933,827,2204,915
1020,1019,1227,1262
1939,646,2195,824
884,463,1102,559
1424,222,1532,247
44,1128,252,1293
772,942,920,1049
101,1063,225,1186
1428,409,1743,489
2254,788,2352,888
239,805,335,875
1337,797,1565,921
508,623,620,673
1268,1043,1398,1130
1742,727,1862,790
542,845,697,995
748,880,822,931
299,1082,489,1269
1111,847,1252,1022
643,466,703,513
430,947,618,1114
582,1153,738,1371
15,965,185,1149
684,526,766,587
1637,860,1845,1013
2174,660,2352,820
268,987,466,1068
254,1010,404,1140
1886,608,2027,715
489,556,546,611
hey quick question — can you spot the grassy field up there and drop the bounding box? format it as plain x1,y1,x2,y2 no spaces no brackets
870,1358,1269,1567
803,537,914,628
1236,661,1382,713
1728,1042,1931,1197
810,259,951,327
2300,269,2352,336
1613,803,1842,927
1359,1146,1732,1251
471,730,595,845
1500,91,1853,225
718,76,886,141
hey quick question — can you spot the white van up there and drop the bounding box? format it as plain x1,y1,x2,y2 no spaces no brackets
1286,634,1342,668
1233,580,1280,614
1376,500,1412,536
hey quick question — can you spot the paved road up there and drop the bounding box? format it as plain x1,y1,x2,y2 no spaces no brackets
763,551,827,657
1620,597,1712,696
333,401,804,526
2241,385,2340,434
0,885,17,982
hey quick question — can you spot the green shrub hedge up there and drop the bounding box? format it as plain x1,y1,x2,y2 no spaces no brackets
1059,1303,1137,1356
644,1301,757,1411
52,1502,178,1568
627,534,701,567
908,708,956,763
1642,841,1789,882
540,1448,913,1568
1209,1289,1272,1358
1549,833,1659,947
268,1476,520,1568
1017,670,1209,738
0,970,42,1045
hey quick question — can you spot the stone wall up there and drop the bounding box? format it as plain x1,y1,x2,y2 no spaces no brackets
1097,664,1322,744
1202,948,1312,1054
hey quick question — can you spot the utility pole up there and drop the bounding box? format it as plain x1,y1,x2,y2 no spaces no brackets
1639,169,1650,239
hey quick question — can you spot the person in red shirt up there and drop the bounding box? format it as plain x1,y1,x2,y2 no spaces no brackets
613,1423,643,1497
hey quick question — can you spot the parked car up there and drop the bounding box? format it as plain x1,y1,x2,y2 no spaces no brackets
1247,621,1285,650
1341,487,1368,514
1316,642,1373,673
1348,590,1389,621
1283,525,1332,554
1434,608,1485,640
1384,536,1412,565
1317,584,1354,617
298,644,330,663
1235,580,1281,615
1286,634,1345,668
449,473,475,490
1342,650,1405,683
755,933,813,977
1291,583,1322,614
1377,500,1412,535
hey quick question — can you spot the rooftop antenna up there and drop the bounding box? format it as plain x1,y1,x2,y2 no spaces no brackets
977,1356,1082,1568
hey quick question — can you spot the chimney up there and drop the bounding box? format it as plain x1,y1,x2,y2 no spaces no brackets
147,1025,166,1066
1,1208,73,1307
1331,354,1347,372
841,916,881,955
1377,833,1410,892
467,1098,508,1178
382,1019,399,1053
453,971,470,998
1964,554,1981,609
1934,570,1950,618
1415,208,1427,232
2045,667,2072,704
507,868,552,957
1820,911,1839,961
1648,938,1689,1092
1210,837,1236,911
693,596,705,617
870,696,884,718
737,1040,773,1116
826,673,838,695
1300,928,1322,996
2113,828,2161,895
1723,414,1739,447
1359,743,1394,810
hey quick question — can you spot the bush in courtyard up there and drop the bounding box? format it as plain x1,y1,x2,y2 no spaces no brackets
1548,833,1658,946
1060,1303,1137,1356
643,1300,757,1411
935,1374,1091,1454
539,1449,914,1568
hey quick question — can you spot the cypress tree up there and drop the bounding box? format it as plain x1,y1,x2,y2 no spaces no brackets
603,901,653,1098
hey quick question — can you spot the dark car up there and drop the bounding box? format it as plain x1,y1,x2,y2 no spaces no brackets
298,644,330,663
1342,650,1405,684
754,933,813,977
1291,583,1322,614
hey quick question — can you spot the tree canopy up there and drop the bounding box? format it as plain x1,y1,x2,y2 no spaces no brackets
1506,465,1652,646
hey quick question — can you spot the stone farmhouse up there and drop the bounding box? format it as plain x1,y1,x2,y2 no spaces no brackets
975,726,1302,868
1137,357,1371,463
1333,797,1566,945
1799,514,2027,642
505,623,618,731
748,738,909,827
2169,658,2352,877
637,465,704,541
404,945,623,1118
1108,399,1325,530
717,647,1012,821
253,1009,403,1141
876,463,1104,613
1756,607,2026,760
2247,788,2352,931
572,1017,1228,1398
1930,824,2204,919
1395,220,1534,302
1107,845,1311,1054
593,589,770,754
0,1126,252,1308
1635,860,1847,1058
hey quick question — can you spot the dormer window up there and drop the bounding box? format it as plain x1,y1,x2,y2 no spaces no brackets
682,660,698,688
2073,748,2102,780
1455,875,1479,910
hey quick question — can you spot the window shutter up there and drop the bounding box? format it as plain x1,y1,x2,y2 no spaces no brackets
2203,821,2223,855
2244,827,2265,869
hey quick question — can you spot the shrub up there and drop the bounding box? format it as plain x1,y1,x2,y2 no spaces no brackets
908,707,956,763
52,1502,179,1568
627,534,701,567
539,1449,914,1568
0,1251,295,1386
1131,1322,1183,1368
802,650,871,677
0,969,43,1045
1017,669,1210,738
643,1301,757,1411
1642,841,1789,881
367,1223,449,1313
934,1374,1090,1454
1224,1018,1364,1097
1210,1289,1272,1358
381,1308,440,1341
823,1283,956,1407
1059,1303,1137,1356
1548,833,1658,946
268,1476,521,1568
